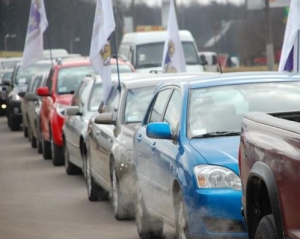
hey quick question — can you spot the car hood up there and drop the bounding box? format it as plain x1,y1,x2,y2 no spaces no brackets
189,136,240,175
136,64,204,73
56,94,73,105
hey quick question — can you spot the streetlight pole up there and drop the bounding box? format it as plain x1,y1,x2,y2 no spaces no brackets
4,34,17,51
265,0,275,71
69,37,80,54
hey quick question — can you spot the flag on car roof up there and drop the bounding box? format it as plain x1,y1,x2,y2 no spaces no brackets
279,0,300,72
21,0,48,68
162,0,186,73
89,0,115,100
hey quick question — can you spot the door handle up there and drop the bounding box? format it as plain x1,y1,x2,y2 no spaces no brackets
151,142,156,151
137,134,142,142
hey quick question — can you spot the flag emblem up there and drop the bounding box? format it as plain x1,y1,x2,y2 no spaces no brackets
100,43,111,66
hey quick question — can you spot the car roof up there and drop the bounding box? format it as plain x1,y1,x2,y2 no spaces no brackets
0,57,22,62
156,71,300,89
121,30,195,45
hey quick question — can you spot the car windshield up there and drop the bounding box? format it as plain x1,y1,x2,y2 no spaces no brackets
188,82,300,138
2,72,12,83
124,86,155,123
16,64,51,85
136,42,199,69
111,64,133,73
57,65,94,94
1,61,19,70
88,83,103,111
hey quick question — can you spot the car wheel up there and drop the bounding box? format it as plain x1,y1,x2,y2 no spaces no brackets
10,116,20,131
64,142,81,175
175,190,191,239
136,187,163,239
30,127,37,148
37,136,43,154
255,215,277,239
23,125,28,138
82,149,88,180
86,151,109,201
50,130,64,166
111,162,133,220
42,137,52,160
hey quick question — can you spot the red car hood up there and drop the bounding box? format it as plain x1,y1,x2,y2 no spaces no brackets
56,94,73,105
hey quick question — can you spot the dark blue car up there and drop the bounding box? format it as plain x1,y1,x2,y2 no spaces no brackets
133,72,300,239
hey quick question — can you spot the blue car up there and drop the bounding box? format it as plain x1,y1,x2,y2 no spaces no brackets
133,72,300,239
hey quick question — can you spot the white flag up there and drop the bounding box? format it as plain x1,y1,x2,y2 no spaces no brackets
278,0,300,72
22,0,48,68
89,0,115,100
162,0,186,73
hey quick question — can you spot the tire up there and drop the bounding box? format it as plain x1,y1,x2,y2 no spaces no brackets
10,116,20,131
174,190,191,239
64,142,81,175
37,137,43,154
136,187,163,239
42,137,52,160
23,125,28,138
255,215,277,239
111,161,134,220
28,128,37,148
50,131,64,166
86,151,109,201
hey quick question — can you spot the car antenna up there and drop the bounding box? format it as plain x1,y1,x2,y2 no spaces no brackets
213,34,223,73
112,31,121,92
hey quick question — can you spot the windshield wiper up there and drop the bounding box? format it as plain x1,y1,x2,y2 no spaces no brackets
138,63,161,68
192,131,240,138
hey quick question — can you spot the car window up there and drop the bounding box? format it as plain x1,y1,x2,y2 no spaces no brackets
46,69,54,91
102,84,120,113
111,64,133,73
57,65,94,94
148,89,172,123
16,64,51,85
88,83,103,111
30,76,43,92
124,86,154,123
188,82,300,138
163,90,181,134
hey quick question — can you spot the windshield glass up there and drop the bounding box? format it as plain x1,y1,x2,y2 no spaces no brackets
88,83,103,111
57,65,94,94
188,82,300,138
124,86,154,123
136,42,199,69
16,64,51,85
1,61,20,70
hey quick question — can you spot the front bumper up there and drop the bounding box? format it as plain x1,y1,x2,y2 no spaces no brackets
185,188,248,238
8,100,22,121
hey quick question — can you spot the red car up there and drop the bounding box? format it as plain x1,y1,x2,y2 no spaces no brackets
37,58,135,166
37,59,94,165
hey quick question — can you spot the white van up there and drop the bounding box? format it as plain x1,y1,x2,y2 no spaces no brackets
198,51,218,72
118,30,204,73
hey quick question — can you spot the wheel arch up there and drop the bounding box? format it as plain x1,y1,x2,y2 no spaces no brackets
246,161,284,239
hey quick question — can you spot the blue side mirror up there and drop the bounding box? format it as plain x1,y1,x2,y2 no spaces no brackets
146,122,172,140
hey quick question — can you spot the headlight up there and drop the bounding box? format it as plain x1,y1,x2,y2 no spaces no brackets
194,165,241,190
56,103,69,117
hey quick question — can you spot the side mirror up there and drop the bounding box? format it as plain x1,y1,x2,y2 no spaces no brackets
66,106,81,116
37,86,50,97
18,91,26,98
146,122,172,140
3,81,10,86
94,112,115,125
199,55,208,66
2,87,6,91
24,92,38,101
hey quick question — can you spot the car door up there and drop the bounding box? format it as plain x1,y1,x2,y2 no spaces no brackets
93,85,119,190
136,88,172,212
66,81,87,164
151,89,182,218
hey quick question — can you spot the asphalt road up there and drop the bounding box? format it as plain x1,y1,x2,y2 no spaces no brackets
0,117,176,239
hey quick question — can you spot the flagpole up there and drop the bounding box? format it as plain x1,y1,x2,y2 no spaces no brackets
46,29,53,66
112,31,121,92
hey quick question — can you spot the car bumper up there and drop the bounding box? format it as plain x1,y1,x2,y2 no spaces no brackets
185,188,248,238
